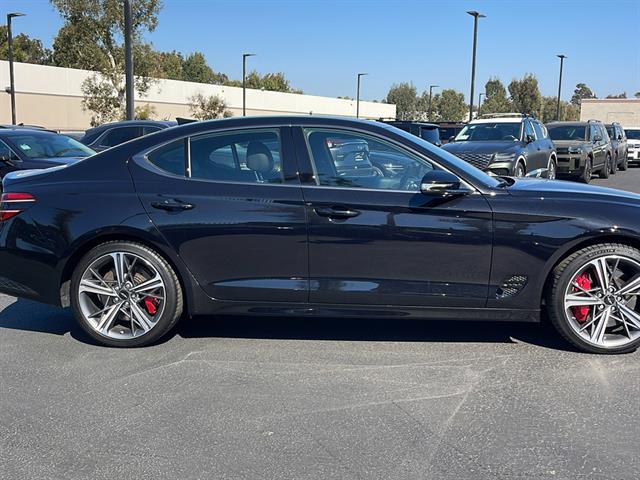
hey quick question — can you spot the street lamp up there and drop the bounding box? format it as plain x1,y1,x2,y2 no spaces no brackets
467,10,485,122
242,53,256,116
356,73,368,118
556,54,567,121
123,0,134,120
428,85,439,121
478,92,485,113
6,12,26,125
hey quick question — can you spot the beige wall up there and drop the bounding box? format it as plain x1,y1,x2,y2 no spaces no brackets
0,61,396,131
580,99,640,128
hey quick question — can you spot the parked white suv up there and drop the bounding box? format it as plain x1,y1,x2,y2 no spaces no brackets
626,127,640,165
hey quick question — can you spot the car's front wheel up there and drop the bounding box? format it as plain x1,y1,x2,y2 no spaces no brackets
599,155,611,179
514,160,526,178
580,157,592,183
610,154,618,174
70,241,183,347
547,243,640,354
547,156,557,180
620,154,629,171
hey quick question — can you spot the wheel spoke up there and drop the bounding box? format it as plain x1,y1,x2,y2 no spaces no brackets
618,304,640,330
565,293,602,308
590,307,611,344
590,257,610,292
130,302,153,333
617,274,640,296
79,279,117,297
111,252,127,287
131,274,163,294
96,302,123,333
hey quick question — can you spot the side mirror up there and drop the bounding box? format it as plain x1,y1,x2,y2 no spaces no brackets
618,134,623,140
593,134,602,142
525,134,535,143
448,136,456,143
420,170,462,195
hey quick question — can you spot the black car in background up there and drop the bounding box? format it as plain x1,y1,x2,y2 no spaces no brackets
435,122,465,144
380,121,441,146
606,122,628,172
2,116,640,354
546,121,613,183
79,120,177,152
442,114,556,178
0,127,95,180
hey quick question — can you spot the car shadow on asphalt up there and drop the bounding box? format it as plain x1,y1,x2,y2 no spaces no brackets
0,297,578,352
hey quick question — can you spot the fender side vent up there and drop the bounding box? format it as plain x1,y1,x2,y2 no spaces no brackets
496,275,528,299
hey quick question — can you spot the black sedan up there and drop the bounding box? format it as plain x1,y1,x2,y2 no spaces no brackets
1,116,639,354
0,127,95,180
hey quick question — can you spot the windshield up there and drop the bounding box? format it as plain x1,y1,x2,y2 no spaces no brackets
383,124,503,188
454,122,521,142
547,125,587,141
9,133,95,159
626,129,640,140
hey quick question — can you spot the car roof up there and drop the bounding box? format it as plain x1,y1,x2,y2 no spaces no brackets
470,117,525,124
83,119,177,135
382,120,439,128
0,127,64,137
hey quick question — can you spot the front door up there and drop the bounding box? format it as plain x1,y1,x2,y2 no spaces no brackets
129,126,308,303
293,126,493,307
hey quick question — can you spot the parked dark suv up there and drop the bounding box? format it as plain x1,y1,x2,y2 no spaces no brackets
380,121,441,146
606,122,628,172
435,122,465,144
546,120,613,183
79,120,177,152
442,114,556,178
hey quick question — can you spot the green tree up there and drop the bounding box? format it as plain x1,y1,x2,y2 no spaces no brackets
571,83,596,106
0,26,52,65
541,96,575,123
508,74,542,117
50,0,162,125
434,89,467,121
155,50,183,80
385,82,418,120
182,52,215,83
478,77,512,115
606,92,627,99
188,93,232,120
134,103,156,119
231,71,301,93
635,91,640,98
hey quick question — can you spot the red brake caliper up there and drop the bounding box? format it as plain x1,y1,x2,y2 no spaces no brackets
572,273,592,322
143,297,159,315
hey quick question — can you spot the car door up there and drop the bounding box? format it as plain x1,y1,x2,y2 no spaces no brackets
129,126,309,303
523,120,545,172
292,126,493,307
532,121,554,171
590,124,607,168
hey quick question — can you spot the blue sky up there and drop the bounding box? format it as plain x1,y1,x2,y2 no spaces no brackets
4,0,640,102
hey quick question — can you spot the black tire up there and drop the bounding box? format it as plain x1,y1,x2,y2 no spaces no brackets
599,155,610,179
610,154,618,175
546,243,640,354
620,154,628,171
579,158,592,184
547,157,557,180
514,161,526,178
70,241,183,347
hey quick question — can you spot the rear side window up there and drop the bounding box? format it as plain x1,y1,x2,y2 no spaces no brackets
147,140,186,176
189,129,284,184
101,127,141,147
143,126,162,135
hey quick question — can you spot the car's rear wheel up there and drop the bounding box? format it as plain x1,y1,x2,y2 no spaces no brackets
610,154,618,174
599,155,611,179
580,158,592,183
70,241,183,347
620,154,628,171
547,244,640,354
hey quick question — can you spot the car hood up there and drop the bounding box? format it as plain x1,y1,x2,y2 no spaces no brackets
442,141,520,155
505,178,640,203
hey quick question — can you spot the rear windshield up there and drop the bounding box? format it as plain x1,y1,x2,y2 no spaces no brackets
626,129,640,140
547,125,587,141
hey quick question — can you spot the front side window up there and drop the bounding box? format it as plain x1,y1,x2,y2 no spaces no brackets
455,122,521,142
190,129,284,184
532,121,545,140
589,124,599,141
101,127,141,147
304,128,435,191
524,121,536,140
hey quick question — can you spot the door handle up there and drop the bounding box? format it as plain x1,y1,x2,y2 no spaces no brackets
314,206,360,219
151,199,194,211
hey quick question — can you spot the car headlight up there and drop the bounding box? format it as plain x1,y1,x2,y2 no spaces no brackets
568,146,582,154
493,152,517,162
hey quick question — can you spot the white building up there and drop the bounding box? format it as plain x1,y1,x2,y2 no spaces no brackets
580,98,640,127
0,61,396,131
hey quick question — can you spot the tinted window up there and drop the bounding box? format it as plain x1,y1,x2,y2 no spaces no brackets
147,139,185,176
9,133,94,158
547,125,587,140
626,129,640,140
304,128,436,191
524,121,536,139
599,124,609,140
589,124,599,140
190,129,283,184
143,126,162,135
606,125,615,138
0,140,20,161
455,122,521,142
101,127,141,147
533,121,545,140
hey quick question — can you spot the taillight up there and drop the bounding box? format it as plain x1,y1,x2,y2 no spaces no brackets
0,192,36,222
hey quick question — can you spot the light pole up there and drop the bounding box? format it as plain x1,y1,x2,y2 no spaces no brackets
467,10,485,122
556,54,567,121
356,73,368,118
123,0,134,120
428,85,439,121
242,53,256,116
478,92,485,113
6,12,26,125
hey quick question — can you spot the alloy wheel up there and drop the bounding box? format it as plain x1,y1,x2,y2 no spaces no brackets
77,252,166,339
547,159,557,180
564,255,640,348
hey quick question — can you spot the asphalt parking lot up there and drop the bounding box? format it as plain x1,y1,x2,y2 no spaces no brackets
1,168,639,480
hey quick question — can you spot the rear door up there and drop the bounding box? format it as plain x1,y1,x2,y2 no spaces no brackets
129,126,309,303
532,121,554,172
523,120,546,172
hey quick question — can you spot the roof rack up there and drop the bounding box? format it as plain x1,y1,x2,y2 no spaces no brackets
477,113,528,119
